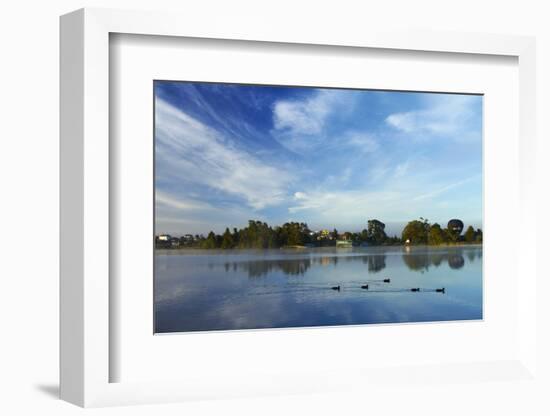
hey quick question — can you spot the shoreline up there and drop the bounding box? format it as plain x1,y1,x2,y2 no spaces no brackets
155,243,483,251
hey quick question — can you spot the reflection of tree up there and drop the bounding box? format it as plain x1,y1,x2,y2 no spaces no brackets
239,259,312,278
402,253,431,272
430,253,446,267
317,256,332,267
402,248,467,272
362,255,387,273
448,254,465,269
224,247,475,278
233,253,390,277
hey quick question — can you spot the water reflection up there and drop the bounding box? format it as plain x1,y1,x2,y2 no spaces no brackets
192,247,474,279
363,254,386,273
243,258,312,278
155,246,482,332
219,254,389,278
448,254,465,269
402,247,467,272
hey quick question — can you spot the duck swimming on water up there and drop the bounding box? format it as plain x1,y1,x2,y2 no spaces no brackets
436,288,446,293
383,278,390,283
410,288,420,292
331,285,341,291
361,284,369,290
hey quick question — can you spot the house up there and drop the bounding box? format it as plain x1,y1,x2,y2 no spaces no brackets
336,239,353,248
316,229,331,241
156,234,173,248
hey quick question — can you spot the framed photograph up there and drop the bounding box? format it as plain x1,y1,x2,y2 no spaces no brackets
60,8,538,407
152,80,484,334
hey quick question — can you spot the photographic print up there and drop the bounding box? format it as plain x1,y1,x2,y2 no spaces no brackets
154,81,483,333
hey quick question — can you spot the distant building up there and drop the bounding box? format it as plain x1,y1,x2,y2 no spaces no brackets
156,234,175,249
336,239,353,248
316,229,331,241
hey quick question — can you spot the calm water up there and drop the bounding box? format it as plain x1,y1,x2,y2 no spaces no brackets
154,246,482,333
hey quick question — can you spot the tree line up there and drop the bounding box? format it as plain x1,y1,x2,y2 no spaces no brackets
401,217,482,245
155,218,482,249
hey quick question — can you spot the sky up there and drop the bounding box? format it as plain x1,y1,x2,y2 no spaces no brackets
154,81,483,237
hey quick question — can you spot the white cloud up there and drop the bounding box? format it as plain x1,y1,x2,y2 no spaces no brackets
271,90,358,153
410,175,480,201
273,90,336,135
287,172,480,230
340,131,379,153
385,94,481,140
393,161,410,178
155,98,292,210
288,189,400,218
156,191,211,211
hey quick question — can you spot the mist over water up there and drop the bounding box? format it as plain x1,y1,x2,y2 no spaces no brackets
154,245,482,333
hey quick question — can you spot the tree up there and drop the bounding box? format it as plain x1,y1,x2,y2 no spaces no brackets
402,218,430,244
366,219,387,245
428,223,446,245
464,225,475,243
447,219,464,242
202,231,219,249
221,228,234,249
232,227,240,246
277,222,310,246
475,228,483,243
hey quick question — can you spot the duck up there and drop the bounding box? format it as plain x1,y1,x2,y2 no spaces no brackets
331,285,341,291
383,278,391,283
361,284,369,290
410,288,420,292
436,288,446,293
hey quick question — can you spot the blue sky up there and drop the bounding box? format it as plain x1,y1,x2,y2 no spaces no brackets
155,81,482,236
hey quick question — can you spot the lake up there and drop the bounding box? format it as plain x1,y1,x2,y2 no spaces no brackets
154,245,483,333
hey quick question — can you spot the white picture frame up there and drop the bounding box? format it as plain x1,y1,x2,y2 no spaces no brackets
60,7,538,407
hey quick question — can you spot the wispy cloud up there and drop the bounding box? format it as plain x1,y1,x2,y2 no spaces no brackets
271,90,360,153
288,189,403,228
288,172,481,230
338,131,379,154
156,191,212,211
385,94,482,141
273,90,336,135
410,175,480,201
156,98,292,210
